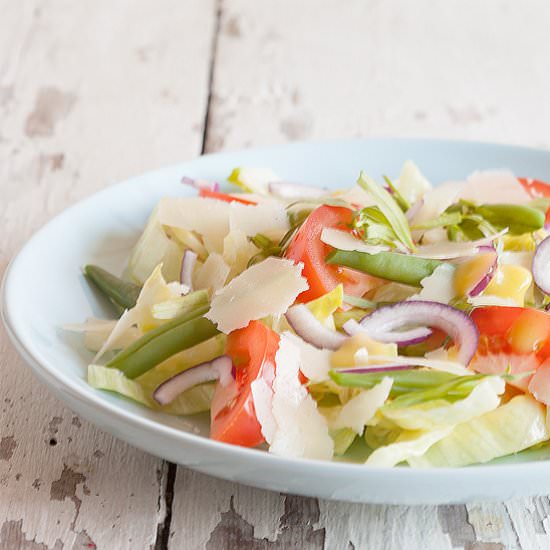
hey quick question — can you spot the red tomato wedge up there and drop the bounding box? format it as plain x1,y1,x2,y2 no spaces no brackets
470,306,550,393
199,188,256,205
518,177,550,198
210,321,279,447
285,205,382,302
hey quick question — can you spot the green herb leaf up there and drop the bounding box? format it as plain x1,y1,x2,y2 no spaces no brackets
383,175,410,212
357,172,416,251
412,211,463,231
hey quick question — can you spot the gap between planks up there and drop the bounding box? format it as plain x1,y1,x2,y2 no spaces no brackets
153,1,223,548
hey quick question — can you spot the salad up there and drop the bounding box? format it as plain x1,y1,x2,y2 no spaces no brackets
68,163,550,467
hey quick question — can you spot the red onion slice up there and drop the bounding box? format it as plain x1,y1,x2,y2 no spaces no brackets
180,250,197,289
268,181,327,199
466,248,498,297
153,355,233,406
181,176,220,192
533,236,550,295
342,318,432,346
358,301,479,365
285,304,347,350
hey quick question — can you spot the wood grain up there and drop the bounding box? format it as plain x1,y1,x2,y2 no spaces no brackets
3,0,550,548
0,0,215,548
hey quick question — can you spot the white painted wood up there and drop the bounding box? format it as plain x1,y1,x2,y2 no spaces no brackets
0,0,215,548
5,0,550,548
169,470,286,549
207,0,550,152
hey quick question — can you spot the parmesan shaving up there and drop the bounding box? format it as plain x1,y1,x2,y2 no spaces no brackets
194,253,230,293
269,334,333,460
205,257,309,333
158,197,230,253
320,228,389,254
229,201,289,240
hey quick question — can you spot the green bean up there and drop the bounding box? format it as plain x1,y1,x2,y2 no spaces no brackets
475,204,544,235
326,250,443,286
329,369,466,396
107,304,219,379
386,375,488,406
84,265,141,312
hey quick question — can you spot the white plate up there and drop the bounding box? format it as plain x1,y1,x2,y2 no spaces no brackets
3,138,550,505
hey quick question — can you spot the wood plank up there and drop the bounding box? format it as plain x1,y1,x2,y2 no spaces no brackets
0,0,215,548
169,1,550,548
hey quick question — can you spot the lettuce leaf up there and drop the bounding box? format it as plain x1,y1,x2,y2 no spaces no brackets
365,427,453,467
381,377,504,431
331,428,357,456
306,284,343,329
331,378,393,434
88,364,214,415
408,395,550,467
125,207,183,284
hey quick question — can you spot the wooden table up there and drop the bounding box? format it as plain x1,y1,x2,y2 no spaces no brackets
2,1,550,548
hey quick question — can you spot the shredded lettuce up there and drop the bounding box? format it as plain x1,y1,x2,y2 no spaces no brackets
306,284,343,329
125,207,183,284
408,396,550,467
88,364,214,415
331,378,393,434
331,428,357,456
365,428,453,467
381,377,504,431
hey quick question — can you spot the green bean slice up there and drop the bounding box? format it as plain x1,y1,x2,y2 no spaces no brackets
475,204,544,235
107,304,219,379
329,369,463,396
326,250,443,286
84,265,141,311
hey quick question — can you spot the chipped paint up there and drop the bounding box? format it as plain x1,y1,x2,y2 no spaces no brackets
0,520,63,550
50,465,86,529
225,16,242,38
24,87,76,138
438,505,476,548
280,112,313,140
71,416,81,428
0,436,17,461
206,495,325,549
48,417,63,437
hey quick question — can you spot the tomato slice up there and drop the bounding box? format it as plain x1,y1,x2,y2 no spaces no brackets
210,321,279,447
518,177,550,198
470,306,550,391
199,188,256,205
285,205,381,302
